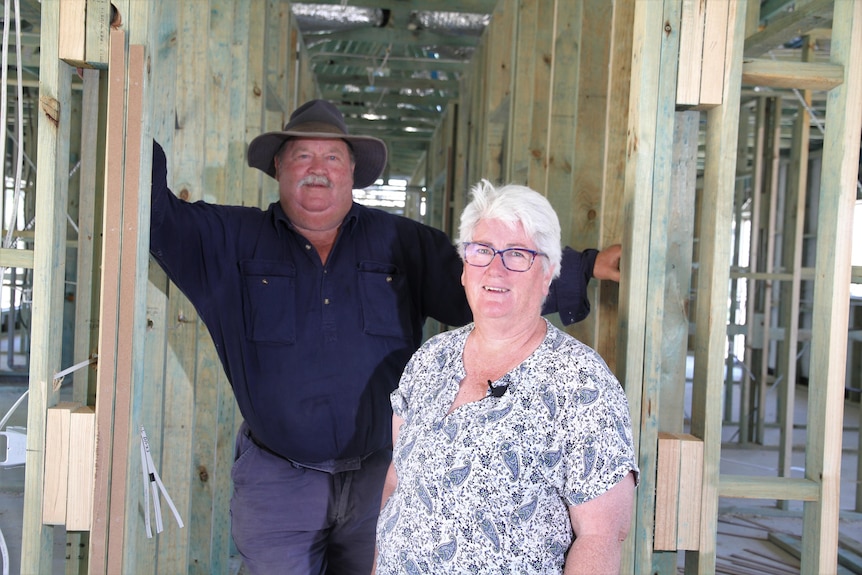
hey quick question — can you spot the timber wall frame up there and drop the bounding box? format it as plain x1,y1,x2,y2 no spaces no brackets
12,0,862,573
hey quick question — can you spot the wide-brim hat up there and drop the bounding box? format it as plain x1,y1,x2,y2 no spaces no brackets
247,99,388,189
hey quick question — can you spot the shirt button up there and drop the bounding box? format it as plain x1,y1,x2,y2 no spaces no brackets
305,244,312,250
262,279,268,285
386,276,393,283
324,298,330,305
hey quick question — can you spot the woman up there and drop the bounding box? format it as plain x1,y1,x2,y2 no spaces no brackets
374,180,639,574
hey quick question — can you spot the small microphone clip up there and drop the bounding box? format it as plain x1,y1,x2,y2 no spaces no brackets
488,379,508,398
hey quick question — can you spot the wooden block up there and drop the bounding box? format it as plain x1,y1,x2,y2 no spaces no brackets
59,0,111,67
42,401,82,525
84,0,112,68
67,406,96,531
59,0,87,65
654,432,681,550
695,0,730,109
675,433,703,550
676,0,706,108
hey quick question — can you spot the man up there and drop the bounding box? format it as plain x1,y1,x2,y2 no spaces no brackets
149,99,620,575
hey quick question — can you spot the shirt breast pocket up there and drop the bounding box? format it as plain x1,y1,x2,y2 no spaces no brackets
240,260,296,344
357,261,412,340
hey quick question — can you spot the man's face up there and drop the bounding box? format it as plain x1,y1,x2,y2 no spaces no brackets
274,138,356,234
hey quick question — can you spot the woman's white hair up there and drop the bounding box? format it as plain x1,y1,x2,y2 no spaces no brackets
456,179,562,279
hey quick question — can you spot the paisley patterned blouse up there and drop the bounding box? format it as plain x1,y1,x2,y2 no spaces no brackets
375,320,638,574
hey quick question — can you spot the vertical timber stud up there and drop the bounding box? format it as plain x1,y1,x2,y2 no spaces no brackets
639,0,683,571
688,1,745,573
106,43,145,575
617,0,660,569
72,69,101,408
21,0,73,572
618,0,686,569
598,0,634,381
89,27,127,574
802,0,862,571
776,38,813,511
159,0,208,570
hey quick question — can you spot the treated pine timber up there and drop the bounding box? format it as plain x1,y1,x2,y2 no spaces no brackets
479,0,514,185
506,0,541,184
116,0,162,574
653,432,704,555
719,475,820,500
617,0,663,567
757,97,783,445
697,0,729,108
564,0,605,354
801,0,862,571
743,0,834,58
658,111,698,439
654,433,682,551
689,1,745,573
209,1,248,569
103,42,145,575
547,0,583,241
124,0,175,569
0,247,34,269
740,97,767,445
42,402,81,525
88,27,127,575
677,435,704,551
524,0,554,194
636,0,684,565
676,0,730,109
66,406,97,531
58,0,110,68
21,0,74,570
185,1,244,570
155,0,210,570
741,59,844,91
595,0,633,378
776,39,814,512
58,0,86,64
244,0,266,214
617,0,683,570
72,68,103,408
85,0,111,66
676,0,706,107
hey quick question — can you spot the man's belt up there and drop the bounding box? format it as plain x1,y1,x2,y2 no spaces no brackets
247,428,365,474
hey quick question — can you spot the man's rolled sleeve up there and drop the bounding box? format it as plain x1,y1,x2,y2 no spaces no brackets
543,247,598,325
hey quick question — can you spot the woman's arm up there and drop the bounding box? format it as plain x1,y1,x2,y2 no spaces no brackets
564,472,636,575
380,413,404,509
372,413,405,575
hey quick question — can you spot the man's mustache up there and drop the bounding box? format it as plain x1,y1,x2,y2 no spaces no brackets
299,175,333,187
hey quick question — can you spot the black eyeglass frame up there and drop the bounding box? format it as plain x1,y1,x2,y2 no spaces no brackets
462,241,547,272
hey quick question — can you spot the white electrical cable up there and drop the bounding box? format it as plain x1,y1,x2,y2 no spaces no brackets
0,0,11,204
52,355,97,389
139,435,152,538
0,389,26,434
0,0,27,307
5,0,25,252
140,426,184,536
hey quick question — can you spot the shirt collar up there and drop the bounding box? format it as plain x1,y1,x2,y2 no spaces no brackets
269,201,361,238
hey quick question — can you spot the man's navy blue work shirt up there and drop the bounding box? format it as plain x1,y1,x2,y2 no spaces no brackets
149,141,597,466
